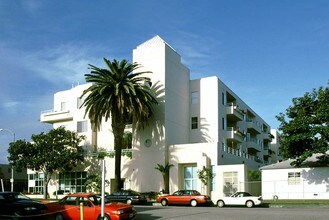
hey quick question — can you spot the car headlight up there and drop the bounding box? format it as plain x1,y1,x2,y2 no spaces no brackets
24,207,37,211
113,210,124,215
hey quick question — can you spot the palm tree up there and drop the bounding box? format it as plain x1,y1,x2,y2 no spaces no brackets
82,58,158,191
155,162,174,194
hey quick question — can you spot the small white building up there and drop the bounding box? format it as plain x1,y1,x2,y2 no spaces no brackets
261,154,329,200
34,36,278,200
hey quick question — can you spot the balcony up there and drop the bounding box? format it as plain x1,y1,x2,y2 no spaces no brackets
226,127,245,143
246,120,261,134
246,138,261,153
226,103,244,122
262,132,272,141
40,109,73,123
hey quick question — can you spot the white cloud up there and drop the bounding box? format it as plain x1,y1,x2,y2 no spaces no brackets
1,43,108,88
23,44,97,85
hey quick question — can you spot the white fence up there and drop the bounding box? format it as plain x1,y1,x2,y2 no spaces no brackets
262,179,329,200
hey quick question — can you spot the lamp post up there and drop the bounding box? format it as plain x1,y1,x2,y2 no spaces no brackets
0,128,15,192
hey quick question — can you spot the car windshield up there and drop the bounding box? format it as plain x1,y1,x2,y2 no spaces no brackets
192,190,201,195
173,191,183,196
90,195,111,205
231,192,252,197
0,193,31,201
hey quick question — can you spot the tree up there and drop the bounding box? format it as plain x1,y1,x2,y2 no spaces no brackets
85,174,110,193
122,131,132,149
276,83,329,166
82,58,158,191
197,166,214,186
8,127,85,199
248,170,261,181
155,163,174,194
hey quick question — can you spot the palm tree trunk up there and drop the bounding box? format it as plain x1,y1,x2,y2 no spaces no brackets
163,173,170,194
111,112,125,192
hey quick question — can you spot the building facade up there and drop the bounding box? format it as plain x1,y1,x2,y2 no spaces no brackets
35,36,277,200
261,154,329,200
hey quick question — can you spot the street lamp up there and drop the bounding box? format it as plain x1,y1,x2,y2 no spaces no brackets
0,128,15,192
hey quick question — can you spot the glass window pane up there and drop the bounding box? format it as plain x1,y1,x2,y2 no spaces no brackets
192,179,197,190
191,92,198,104
185,180,191,190
184,167,192,179
192,167,197,178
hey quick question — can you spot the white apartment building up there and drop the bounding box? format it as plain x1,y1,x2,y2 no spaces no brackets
34,36,278,200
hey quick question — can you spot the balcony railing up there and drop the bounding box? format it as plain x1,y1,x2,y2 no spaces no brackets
89,149,133,159
40,109,73,123
221,145,264,164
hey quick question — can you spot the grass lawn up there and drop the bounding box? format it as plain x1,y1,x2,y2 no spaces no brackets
264,199,329,207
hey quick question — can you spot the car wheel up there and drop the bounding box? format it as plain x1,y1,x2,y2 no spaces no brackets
217,200,225,208
98,214,111,220
190,199,198,207
246,200,254,208
126,199,132,205
161,199,168,206
54,213,64,220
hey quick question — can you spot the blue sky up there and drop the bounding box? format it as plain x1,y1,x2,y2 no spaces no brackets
0,0,328,164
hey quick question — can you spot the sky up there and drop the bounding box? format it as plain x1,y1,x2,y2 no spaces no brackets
0,0,328,164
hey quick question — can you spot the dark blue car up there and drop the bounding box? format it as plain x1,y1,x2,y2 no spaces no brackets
0,192,47,219
105,190,147,205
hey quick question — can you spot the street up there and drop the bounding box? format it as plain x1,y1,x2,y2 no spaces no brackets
134,205,329,220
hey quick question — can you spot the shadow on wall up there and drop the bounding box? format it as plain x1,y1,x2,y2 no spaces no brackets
198,118,214,143
122,81,180,192
301,154,329,185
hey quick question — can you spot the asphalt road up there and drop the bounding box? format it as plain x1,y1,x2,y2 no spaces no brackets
134,205,329,220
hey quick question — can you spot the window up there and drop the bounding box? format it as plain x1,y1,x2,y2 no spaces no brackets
184,166,198,190
61,102,68,111
77,96,86,109
77,120,88,133
223,171,238,196
59,172,87,193
191,117,198,129
28,173,44,194
288,172,301,185
222,92,225,105
191,92,199,104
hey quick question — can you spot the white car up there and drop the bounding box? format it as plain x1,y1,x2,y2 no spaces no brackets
216,192,263,208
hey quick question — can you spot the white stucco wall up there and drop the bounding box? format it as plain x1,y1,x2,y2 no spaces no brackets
189,77,219,143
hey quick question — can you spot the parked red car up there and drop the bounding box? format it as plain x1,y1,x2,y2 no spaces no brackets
46,193,137,220
157,190,211,207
